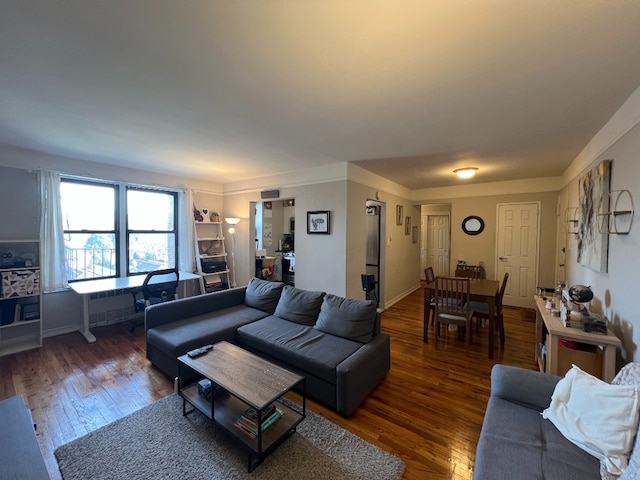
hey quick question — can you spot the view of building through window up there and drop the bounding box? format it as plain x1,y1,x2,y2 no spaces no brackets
61,180,177,281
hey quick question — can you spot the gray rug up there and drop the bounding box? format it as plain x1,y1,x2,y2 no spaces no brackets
55,394,405,480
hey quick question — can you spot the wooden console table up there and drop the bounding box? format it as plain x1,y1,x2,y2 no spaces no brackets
534,295,621,382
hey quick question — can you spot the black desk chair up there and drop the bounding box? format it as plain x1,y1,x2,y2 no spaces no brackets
129,269,180,333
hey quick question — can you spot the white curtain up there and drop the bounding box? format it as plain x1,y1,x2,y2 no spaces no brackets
178,189,195,273
39,171,68,292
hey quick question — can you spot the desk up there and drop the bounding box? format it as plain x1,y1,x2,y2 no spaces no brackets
534,295,620,382
70,271,200,343
424,279,500,359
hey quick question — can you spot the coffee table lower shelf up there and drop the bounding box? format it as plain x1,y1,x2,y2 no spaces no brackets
179,378,305,471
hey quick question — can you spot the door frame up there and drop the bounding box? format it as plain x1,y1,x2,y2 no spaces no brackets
495,201,541,308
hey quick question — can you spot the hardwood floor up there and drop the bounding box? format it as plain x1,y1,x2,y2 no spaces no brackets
0,286,538,479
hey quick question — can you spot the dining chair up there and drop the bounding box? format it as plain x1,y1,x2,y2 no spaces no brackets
469,272,509,348
434,276,474,352
454,264,486,279
129,268,180,333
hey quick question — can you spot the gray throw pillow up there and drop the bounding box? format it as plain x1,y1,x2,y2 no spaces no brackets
314,294,377,343
274,286,325,325
244,278,285,314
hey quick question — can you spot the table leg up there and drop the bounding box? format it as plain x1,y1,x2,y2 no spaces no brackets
548,334,558,375
423,288,429,342
603,345,616,382
488,299,495,359
79,294,96,343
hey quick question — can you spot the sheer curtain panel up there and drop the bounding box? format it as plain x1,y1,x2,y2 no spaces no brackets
39,171,68,292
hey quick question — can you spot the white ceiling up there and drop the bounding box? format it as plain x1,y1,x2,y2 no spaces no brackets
2,1,640,190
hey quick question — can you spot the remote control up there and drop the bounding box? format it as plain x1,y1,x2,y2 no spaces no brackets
187,344,213,358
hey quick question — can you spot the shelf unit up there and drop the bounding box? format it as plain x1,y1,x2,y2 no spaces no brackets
563,207,579,235
194,221,230,294
0,240,42,356
597,189,634,235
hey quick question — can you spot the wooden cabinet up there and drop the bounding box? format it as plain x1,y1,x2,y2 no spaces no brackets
0,240,42,356
534,295,620,382
283,205,295,233
194,222,230,294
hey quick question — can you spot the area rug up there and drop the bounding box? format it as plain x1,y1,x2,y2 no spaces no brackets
55,394,405,480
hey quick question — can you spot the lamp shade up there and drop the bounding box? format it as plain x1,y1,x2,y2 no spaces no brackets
225,217,240,225
454,167,478,179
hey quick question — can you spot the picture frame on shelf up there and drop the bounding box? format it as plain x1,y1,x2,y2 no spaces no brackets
307,211,330,234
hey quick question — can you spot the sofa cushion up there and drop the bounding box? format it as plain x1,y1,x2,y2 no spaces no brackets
274,285,325,325
147,305,268,356
236,315,363,384
475,395,600,480
614,363,640,480
243,278,285,314
542,365,640,475
314,294,376,343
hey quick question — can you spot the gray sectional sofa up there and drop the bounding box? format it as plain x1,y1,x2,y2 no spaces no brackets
145,278,391,417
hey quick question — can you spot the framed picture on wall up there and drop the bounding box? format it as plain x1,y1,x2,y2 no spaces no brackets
396,205,403,225
412,226,418,243
405,216,411,235
307,211,330,234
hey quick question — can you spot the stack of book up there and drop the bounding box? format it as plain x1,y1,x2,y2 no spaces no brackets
234,404,283,439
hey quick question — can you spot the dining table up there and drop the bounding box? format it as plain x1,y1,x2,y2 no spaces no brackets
424,278,500,359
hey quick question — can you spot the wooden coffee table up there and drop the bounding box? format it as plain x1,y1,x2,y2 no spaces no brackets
177,341,306,472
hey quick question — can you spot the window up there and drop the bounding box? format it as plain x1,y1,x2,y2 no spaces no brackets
61,180,118,280
60,179,178,281
126,188,177,275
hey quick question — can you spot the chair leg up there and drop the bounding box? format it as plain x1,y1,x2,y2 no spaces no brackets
498,314,505,349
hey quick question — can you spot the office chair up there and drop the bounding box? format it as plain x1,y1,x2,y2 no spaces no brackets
130,268,180,333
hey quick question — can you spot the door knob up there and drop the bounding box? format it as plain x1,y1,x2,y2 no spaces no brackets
498,256,508,262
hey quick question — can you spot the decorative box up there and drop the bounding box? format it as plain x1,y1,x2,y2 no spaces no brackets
1,269,40,298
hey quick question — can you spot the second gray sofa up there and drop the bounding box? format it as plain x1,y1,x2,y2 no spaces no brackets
145,278,391,417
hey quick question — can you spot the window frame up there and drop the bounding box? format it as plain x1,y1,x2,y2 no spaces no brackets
61,177,180,282
61,178,120,281
125,186,179,276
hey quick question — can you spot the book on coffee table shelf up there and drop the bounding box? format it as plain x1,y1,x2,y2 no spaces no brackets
234,406,284,438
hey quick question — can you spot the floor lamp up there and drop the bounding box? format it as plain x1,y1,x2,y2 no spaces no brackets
225,217,240,288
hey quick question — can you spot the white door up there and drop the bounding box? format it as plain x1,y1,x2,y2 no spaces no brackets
496,203,540,308
425,215,450,277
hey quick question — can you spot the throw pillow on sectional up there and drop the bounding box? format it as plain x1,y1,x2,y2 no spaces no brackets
314,294,377,343
244,277,285,314
274,286,325,326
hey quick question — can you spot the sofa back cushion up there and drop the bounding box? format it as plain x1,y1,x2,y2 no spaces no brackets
274,285,325,325
314,294,377,343
244,278,285,314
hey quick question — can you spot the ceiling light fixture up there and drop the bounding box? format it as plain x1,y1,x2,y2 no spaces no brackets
454,167,478,179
